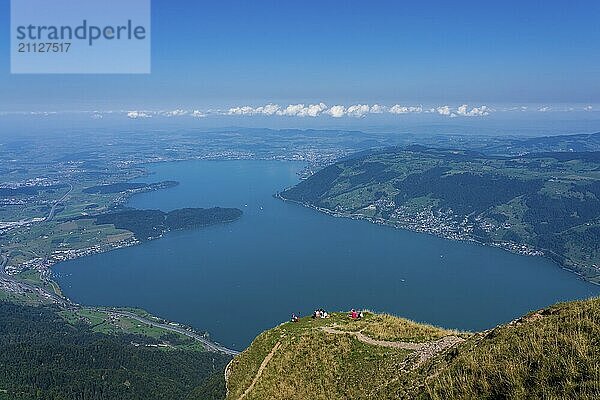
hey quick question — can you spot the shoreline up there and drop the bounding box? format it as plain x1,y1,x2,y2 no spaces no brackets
3,158,259,356
44,213,244,272
1,253,240,356
2,214,245,355
274,192,599,287
43,214,244,289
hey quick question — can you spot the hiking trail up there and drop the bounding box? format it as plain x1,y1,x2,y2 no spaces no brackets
237,341,282,400
321,326,464,367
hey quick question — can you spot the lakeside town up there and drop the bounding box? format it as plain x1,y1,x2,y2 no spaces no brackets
277,192,549,266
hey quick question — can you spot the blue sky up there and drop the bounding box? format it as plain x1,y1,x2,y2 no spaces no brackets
1,0,599,111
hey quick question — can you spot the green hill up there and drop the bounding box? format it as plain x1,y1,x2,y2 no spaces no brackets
89,207,243,241
280,147,600,282
226,298,600,400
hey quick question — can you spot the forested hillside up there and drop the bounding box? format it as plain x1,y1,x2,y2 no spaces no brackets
0,302,231,400
281,146,600,282
90,207,243,240
82,181,178,194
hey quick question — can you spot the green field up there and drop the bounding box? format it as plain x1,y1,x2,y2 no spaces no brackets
4,218,134,270
57,308,206,351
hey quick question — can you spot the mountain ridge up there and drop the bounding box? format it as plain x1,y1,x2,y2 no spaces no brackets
226,297,600,399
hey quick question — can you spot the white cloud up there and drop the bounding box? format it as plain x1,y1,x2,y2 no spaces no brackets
278,104,306,116
222,103,489,118
369,104,386,114
191,110,206,118
389,104,423,114
29,111,57,116
436,106,453,116
227,106,255,116
346,104,371,118
456,104,490,117
300,103,328,117
226,103,328,117
162,109,187,117
11,103,599,120
456,104,468,115
127,111,152,119
257,103,281,115
326,105,346,118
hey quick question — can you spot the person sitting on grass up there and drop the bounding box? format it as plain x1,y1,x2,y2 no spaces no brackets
313,308,330,319
291,313,299,323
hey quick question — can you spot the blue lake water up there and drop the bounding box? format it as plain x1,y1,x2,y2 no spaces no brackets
54,160,599,349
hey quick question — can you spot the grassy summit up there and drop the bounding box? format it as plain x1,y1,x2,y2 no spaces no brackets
225,311,464,400
226,298,600,400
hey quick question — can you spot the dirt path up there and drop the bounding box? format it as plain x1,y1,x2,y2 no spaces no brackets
321,327,464,367
237,341,282,400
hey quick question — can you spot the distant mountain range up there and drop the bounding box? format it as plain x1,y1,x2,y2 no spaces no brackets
480,131,600,155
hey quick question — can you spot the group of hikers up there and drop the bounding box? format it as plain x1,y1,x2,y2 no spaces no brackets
290,308,364,322
312,308,329,319
349,308,364,320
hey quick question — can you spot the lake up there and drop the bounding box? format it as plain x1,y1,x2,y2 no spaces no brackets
54,160,599,350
